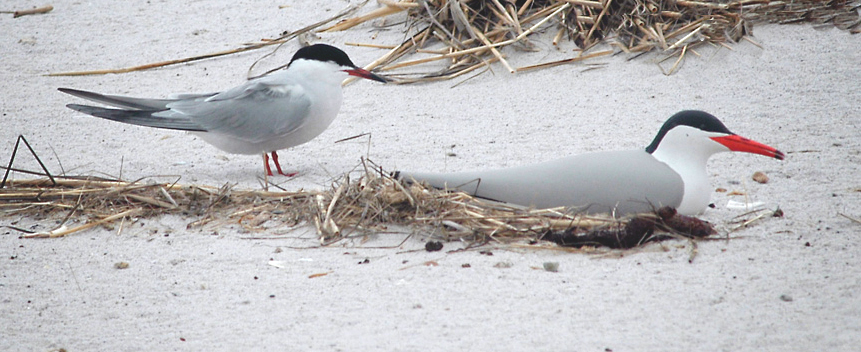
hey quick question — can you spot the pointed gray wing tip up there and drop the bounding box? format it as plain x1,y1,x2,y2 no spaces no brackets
58,88,93,101
58,87,81,95
65,103,113,117
65,103,91,112
65,103,85,111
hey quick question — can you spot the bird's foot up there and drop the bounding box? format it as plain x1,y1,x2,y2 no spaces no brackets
265,151,298,177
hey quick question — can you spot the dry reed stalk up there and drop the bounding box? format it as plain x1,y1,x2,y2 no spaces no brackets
516,49,612,71
662,43,689,75
653,23,668,49
342,27,431,85
46,1,368,77
23,209,141,239
666,25,703,51
674,0,729,10
563,0,604,10
1,5,53,18
321,3,411,32
490,0,523,35
2,176,310,237
517,0,535,16
42,0,859,81
46,44,284,77
345,42,399,49
470,24,515,72
585,0,612,45
839,213,861,225
661,10,683,19
663,16,709,40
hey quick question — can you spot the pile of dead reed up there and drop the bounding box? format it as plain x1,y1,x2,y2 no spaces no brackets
0,176,310,238
48,0,860,80
0,164,614,243
333,0,861,79
0,163,605,245
2,159,728,250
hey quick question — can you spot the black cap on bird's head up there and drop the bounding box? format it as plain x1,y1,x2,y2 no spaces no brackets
290,44,356,68
645,110,784,160
288,43,388,83
645,110,732,154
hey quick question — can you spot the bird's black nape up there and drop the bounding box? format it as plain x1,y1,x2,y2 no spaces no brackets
289,43,356,68
645,110,734,154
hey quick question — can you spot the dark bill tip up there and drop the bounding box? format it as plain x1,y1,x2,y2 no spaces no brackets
346,68,389,83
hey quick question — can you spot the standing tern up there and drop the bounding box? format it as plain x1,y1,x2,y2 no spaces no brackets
59,43,387,177
395,110,785,216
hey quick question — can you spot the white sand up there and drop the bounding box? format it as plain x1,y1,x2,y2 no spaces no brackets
2,1,860,350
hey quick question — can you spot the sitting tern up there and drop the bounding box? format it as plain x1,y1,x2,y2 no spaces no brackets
60,43,387,176
395,110,785,216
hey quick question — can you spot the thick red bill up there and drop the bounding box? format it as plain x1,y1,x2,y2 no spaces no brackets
711,135,785,160
345,68,388,83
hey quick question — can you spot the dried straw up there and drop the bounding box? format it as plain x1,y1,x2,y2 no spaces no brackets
44,0,860,80
333,0,861,81
1,176,309,237
2,159,723,250
0,5,53,18
0,161,607,243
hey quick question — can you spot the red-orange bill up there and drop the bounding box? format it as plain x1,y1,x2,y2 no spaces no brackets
345,68,388,83
711,135,785,160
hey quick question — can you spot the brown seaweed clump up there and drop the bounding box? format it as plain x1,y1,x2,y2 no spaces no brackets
543,206,715,248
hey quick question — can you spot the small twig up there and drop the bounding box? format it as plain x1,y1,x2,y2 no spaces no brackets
688,239,699,263
516,49,612,71
562,0,604,10
334,133,371,144
726,210,770,235
661,44,688,75
48,2,366,77
67,262,84,293
47,43,280,77
666,25,703,51
249,1,370,78
2,5,53,18
675,0,728,10
23,209,140,238
345,42,397,49
342,27,428,85
321,2,409,32
321,178,348,240
839,213,861,225
585,0,612,45
470,24,514,73
2,135,55,189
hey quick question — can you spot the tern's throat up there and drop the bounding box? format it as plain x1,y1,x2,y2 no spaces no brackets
649,126,727,214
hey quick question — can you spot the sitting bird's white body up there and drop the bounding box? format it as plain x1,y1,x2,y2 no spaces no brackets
395,111,785,216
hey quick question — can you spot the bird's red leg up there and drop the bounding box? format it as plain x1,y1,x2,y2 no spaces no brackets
262,153,274,176
271,151,297,177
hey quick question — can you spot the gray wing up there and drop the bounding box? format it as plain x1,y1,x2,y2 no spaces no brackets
58,88,182,110
157,78,312,144
60,87,210,131
65,104,206,131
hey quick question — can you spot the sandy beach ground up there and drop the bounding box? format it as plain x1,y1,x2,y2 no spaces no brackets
2,1,860,350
